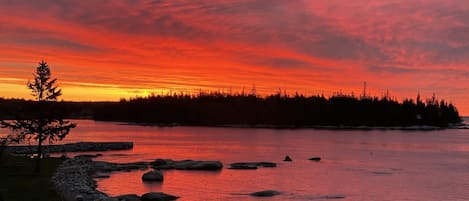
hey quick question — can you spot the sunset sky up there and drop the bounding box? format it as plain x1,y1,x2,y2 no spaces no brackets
0,0,468,115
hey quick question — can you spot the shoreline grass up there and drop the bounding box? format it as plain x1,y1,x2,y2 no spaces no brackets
0,154,63,201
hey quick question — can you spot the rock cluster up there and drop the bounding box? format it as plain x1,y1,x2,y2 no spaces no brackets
52,157,109,201
150,159,223,170
52,157,158,201
8,142,133,154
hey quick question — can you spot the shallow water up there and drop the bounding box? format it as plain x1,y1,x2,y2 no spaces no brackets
49,120,469,200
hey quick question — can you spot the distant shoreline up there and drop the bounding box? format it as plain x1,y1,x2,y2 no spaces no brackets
111,120,467,131
1,94,462,128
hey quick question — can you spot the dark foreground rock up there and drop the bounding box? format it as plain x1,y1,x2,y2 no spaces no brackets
151,159,222,170
141,192,179,201
284,155,292,162
229,162,276,169
8,142,133,154
142,171,164,182
250,190,282,197
308,157,321,161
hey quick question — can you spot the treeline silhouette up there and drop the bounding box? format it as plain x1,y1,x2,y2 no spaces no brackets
0,92,461,127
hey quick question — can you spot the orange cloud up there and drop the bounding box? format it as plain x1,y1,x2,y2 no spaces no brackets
0,0,468,114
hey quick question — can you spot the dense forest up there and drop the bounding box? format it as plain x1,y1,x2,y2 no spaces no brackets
0,92,461,127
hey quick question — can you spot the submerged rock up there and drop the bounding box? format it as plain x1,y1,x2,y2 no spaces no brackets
151,159,223,170
250,190,282,197
229,162,276,169
321,194,346,199
142,171,164,182
308,157,321,161
93,161,149,172
141,192,179,201
115,194,141,201
284,155,292,162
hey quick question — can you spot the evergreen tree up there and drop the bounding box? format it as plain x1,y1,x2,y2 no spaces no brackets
1,60,75,172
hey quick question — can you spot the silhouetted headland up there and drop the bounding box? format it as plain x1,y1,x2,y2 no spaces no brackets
0,92,461,128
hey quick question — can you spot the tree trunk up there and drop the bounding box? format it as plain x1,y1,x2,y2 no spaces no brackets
0,145,5,165
0,138,9,165
35,133,42,173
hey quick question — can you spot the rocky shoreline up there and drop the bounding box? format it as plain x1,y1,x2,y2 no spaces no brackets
52,157,226,201
52,156,154,201
52,157,110,201
7,142,133,155
50,146,326,200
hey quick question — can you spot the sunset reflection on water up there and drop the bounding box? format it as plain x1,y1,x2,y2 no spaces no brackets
48,120,469,200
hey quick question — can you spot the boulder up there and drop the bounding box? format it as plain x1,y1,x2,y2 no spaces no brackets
250,190,281,197
141,192,179,201
284,155,292,162
308,157,321,161
142,171,164,182
115,194,141,201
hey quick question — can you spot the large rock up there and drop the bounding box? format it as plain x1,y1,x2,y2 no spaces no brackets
115,194,141,201
151,159,223,170
142,171,164,182
250,190,281,197
283,155,292,162
229,162,276,170
141,192,179,201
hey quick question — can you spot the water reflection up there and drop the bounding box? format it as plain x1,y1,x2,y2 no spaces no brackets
17,120,469,201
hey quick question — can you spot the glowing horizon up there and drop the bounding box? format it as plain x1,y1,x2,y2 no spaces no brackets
1,0,468,115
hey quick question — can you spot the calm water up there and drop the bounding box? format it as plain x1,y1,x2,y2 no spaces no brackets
57,120,469,200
